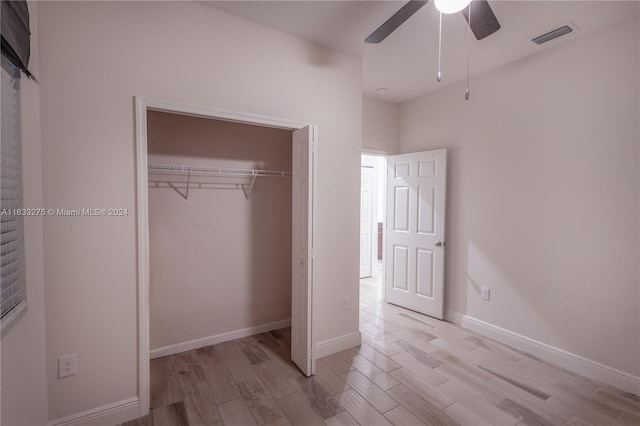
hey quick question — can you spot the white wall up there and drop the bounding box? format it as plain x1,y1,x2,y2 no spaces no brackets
38,1,361,421
147,111,292,352
362,96,399,154
0,2,49,424
399,18,640,376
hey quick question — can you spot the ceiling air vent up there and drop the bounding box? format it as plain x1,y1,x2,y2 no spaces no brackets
531,24,575,45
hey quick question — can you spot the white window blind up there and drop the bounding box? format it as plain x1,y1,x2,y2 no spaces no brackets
0,54,26,329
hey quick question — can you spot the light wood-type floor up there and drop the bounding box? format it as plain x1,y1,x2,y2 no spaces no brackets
124,274,640,426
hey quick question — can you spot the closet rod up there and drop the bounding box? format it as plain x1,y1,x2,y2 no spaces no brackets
147,163,292,178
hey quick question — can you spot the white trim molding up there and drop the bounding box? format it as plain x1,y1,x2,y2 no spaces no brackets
48,397,139,426
135,95,315,417
150,319,292,359
315,331,362,359
452,313,640,395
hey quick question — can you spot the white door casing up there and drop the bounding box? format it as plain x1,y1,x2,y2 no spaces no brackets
385,149,447,319
135,96,317,415
360,164,375,278
291,125,316,376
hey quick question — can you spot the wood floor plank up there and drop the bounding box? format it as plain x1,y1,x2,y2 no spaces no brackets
566,416,594,426
360,311,402,333
173,351,207,386
438,380,518,425
360,333,402,357
544,391,624,426
433,350,494,383
218,343,259,383
618,410,640,426
263,417,292,426
152,401,189,426
484,377,570,424
182,381,221,424
393,322,438,341
151,356,176,383
218,398,258,426
516,355,579,383
530,372,598,399
320,353,355,375
356,343,402,373
153,373,184,408
122,413,154,426
238,377,287,425
392,340,444,368
435,364,508,408
335,389,392,426
349,354,401,391
472,347,539,380
478,366,551,400
195,345,224,369
496,398,555,426
340,369,399,413
360,321,388,339
442,402,491,425
464,335,523,362
183,397,208,426
150,356,183,409
392,329,439,354
592,388,640,415
395,311,436,328
387,385,459,426
204,364,241,405
275,392,326,426
384,405,427,426
314,359,352,396
290,375,344,419
255,360,298,400
389,352,447,387
324,410,360,426
390,367,454,409
236,339,271,365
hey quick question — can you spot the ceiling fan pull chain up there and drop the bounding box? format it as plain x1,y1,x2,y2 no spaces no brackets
437,11,442,82
465,2,471,100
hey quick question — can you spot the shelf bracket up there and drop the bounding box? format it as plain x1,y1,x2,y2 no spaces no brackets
185,169,191,200
241,175,257,200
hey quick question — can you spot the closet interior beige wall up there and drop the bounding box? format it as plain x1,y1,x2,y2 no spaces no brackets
147,111,292,352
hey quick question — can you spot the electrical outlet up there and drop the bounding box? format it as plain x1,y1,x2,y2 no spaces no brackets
481,287,490,301
58,354,77,378
342,296,350,310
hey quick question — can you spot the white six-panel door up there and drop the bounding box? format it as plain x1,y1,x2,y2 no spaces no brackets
385,149,447,319
360,165,375,278
291,126,316,376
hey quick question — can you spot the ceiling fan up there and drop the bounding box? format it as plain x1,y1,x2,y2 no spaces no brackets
365,0,501,100
365,0,501,44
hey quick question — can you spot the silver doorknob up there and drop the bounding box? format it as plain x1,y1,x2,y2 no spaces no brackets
435,241,443,247
298,259,304,265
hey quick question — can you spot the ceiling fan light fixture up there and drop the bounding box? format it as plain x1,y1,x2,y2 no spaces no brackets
434,0,472,14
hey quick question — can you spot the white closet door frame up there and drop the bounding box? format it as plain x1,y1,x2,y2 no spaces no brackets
134,96,317,416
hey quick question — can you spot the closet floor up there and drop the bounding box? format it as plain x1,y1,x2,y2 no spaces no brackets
124,275,639,426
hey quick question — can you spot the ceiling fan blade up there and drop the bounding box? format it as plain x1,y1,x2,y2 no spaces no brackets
365,0,428,44
461,0,501,40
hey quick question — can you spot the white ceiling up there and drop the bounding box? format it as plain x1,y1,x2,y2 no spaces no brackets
204,1,639,103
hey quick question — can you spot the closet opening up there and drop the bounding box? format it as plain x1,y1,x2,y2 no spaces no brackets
135,97,316,415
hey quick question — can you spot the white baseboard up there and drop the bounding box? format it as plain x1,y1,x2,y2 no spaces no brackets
150,318,291,359
444,307,463,324
315,331,362,359
48,396,139,426
454,313,640,395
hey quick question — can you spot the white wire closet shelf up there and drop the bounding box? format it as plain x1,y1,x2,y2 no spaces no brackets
147,163,292,200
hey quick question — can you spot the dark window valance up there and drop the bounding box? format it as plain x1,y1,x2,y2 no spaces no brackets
1,0,36,81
